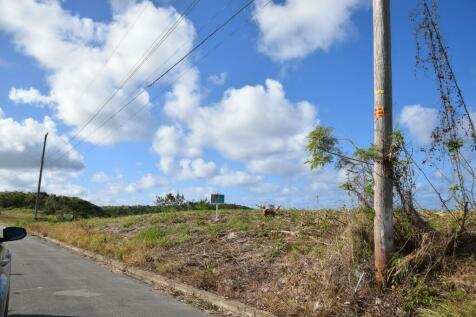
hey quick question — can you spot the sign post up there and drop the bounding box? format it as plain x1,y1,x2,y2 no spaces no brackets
210,193,224,221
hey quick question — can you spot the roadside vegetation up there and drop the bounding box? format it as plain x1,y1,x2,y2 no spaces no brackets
2,2,475,316
1,206,475,316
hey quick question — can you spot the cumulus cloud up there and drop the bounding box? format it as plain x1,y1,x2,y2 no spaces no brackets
195,79,317,162
152,125,201,174
107,173,167,194
91,171,109,183
253,0,363,61
211,170,262,187
208,72,227,85
249,182,281,194
399,105,438,145
155,79,318,176
177,158,217,180
163,67,201,122
0,107,85,195
247,152,307,175
0,0,196,144
0,113,83,171
0,168,85,196
308,168,348,207
9,87,52,105
153,78,318,179
180,186,214,201
110,0,140,15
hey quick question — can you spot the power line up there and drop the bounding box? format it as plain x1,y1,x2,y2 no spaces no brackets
47,0,201,162
142,0,235,85
72,2,149,118
78,22,247,159
147,0,255,88
72,0,200,140
28,4,149,164
47,0,257,166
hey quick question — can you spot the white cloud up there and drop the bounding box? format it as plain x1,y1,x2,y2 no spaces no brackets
198,79,316,161
0,168,85,197
154,79,318,177
152,125,201,174
208,72,227,85
0,114,83,170
158,156,174,175
247,152,307,175
91,171,109,183
253,0,364,61
211,170,261,187
249,182,280,194
137,173,166,189
107,173,166,194
308,168,348,207
9,87,52,105
399,104,438,145
152,125,200,159
177,158,217,180
0,0,196,145
180,186,214,202
163,67,201,123
0,109,84,197
110,0,139,15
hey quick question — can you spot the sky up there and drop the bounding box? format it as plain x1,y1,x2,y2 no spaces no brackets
0,0,475,208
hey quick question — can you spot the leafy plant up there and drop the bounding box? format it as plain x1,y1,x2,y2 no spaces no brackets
305,126,340,169
404,277,439,312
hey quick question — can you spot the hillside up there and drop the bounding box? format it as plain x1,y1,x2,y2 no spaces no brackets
3,208,473,317
0,191,103,218
0,191,250,219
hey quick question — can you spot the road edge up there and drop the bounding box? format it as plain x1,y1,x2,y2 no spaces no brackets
29,231,274,317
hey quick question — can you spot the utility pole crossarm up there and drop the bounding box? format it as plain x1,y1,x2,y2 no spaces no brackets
373,0,394,285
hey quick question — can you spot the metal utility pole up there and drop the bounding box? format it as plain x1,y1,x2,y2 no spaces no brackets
373,0,394,285
34,132,48,220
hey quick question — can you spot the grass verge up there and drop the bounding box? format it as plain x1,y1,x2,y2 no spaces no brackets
1,208,475,316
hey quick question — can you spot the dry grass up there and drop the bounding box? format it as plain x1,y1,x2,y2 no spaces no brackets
2,208,475,316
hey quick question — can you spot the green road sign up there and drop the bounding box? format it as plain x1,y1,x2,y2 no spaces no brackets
210,194,224,204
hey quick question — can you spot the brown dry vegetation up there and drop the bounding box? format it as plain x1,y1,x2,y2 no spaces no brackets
2,208,476,316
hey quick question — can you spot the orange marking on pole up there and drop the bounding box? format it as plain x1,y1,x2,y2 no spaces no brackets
374,106,384,118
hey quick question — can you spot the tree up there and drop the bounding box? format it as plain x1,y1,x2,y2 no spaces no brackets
305,126,376,209
155,193,186,208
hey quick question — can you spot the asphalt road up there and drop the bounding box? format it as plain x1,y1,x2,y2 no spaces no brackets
5,236,211,317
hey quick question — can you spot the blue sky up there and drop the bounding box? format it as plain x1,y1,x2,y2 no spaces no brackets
0,0,475,208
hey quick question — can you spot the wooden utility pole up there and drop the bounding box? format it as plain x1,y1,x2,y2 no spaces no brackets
373,0,394,285
34,132,48,220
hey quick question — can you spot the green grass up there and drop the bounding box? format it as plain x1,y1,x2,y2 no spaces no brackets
0,208,52,227
419,288,476,317
2,207,474,317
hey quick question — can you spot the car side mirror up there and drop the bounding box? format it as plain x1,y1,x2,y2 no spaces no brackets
1,227,27,242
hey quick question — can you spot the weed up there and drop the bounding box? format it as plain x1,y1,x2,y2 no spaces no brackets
404,276,439,312
136,227,165,245
2,208,474,317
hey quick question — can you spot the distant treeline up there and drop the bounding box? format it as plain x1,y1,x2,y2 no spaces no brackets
0,191,103,218
103,201,249,217
0,191,250,218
